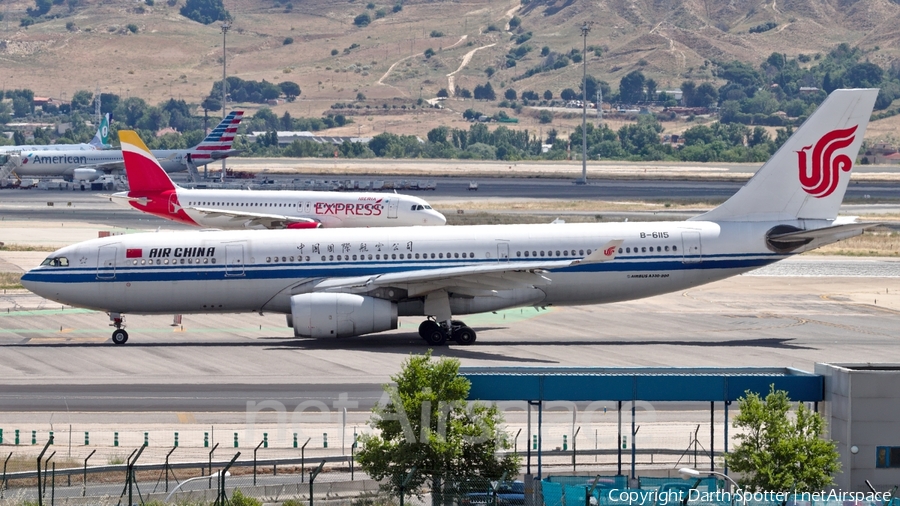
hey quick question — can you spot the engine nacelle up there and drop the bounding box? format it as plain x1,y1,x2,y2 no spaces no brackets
290,293,397,338
286,221,322,229
73,168,102,181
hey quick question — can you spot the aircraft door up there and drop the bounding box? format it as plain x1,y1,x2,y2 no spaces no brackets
681,232,702,264
386,198,398,219
97,245,117,280
497,242,510,261
225,243,245,277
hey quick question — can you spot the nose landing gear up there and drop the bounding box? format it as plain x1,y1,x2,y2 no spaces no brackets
109,313,128,345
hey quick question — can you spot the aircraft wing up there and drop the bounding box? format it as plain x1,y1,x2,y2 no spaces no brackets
82,161,125,171
187,206,320,229
313,240,623,297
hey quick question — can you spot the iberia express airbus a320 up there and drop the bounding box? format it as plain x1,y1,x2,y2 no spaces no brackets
22,89,878,346
111,131,446,229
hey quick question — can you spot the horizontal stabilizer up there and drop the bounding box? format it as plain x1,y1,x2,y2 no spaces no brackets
767,221,876,253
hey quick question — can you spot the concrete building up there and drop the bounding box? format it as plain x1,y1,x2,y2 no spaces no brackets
816,363,900,492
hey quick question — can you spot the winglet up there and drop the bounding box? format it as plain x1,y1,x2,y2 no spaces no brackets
573,239,624,264
119,130,177,194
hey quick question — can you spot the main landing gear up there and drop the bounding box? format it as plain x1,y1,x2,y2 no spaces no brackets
417,318,477,346
110,313,128,345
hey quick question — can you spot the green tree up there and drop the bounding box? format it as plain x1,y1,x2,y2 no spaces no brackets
357,351,519,506
179,0,229,24
619,70,646,103
354,12,371,27
728,385,839,492
70,90,94,111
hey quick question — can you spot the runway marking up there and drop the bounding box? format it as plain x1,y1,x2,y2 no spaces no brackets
177,412,197,424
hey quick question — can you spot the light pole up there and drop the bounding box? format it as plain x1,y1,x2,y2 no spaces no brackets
577,21,592,185
220,20,231,183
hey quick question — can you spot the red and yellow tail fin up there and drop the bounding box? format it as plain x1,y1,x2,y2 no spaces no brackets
119,130,177,194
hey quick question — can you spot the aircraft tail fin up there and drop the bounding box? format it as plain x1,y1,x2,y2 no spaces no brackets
691,89,878,223
89,113,110,148
119,130,177,194
189,110,244,162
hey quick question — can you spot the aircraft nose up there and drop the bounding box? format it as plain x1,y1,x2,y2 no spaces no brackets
20,270,40,294
431,211,447,225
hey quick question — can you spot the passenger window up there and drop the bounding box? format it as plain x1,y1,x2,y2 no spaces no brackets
618,248,623,254
392,254,397,260
626,247,631,253
587,249,592,254
579,250,584,255
524,251,529,257
665,246,670,251
641,247,646,253
454,253,459,258
673,245,678,251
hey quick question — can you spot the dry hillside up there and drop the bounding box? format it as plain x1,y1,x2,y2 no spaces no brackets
3,0,900,136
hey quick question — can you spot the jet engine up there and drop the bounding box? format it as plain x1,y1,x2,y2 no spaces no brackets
286,222,322,229
290,293,397,338
73,168,102,181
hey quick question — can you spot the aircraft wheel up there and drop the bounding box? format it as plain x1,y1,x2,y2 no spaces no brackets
111,329,129,345
418,320,440,339
424,329,448,346
455,326,477,345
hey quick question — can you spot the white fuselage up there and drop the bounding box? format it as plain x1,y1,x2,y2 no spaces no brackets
13,148,200,177
112,188,447,228
21,219,788,318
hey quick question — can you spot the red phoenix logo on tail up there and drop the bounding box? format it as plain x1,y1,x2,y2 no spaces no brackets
603,246,616,256
797,126,858,198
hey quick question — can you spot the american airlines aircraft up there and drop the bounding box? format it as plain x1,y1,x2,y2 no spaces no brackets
110,130,446,229
9,111,243,181
21,89,879,346
0,113,110,153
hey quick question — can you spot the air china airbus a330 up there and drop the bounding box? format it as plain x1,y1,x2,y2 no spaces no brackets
22,89,878,346
110,130,446,229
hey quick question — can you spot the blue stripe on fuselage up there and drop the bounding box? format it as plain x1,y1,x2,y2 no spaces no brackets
22,255,784,284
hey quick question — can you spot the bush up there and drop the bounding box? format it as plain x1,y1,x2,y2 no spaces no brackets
126,23,138,33
331,48,338,56
354,12,371,27
180,0,229,24
539,110,552,123
749,21,777,33
283,37,293,45
430,30,443,37
424,48,435,58
392,3,401,12
366,1,374,8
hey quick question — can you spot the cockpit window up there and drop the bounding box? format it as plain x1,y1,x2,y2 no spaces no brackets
40,256,69,267
411,205,426,211
424,205,432,209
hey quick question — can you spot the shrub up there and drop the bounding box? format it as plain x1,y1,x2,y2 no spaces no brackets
430,30,443,37
354,12,371,27
283,37,293,45
126,23,138,33
424,48,435,58
331,48,338,56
